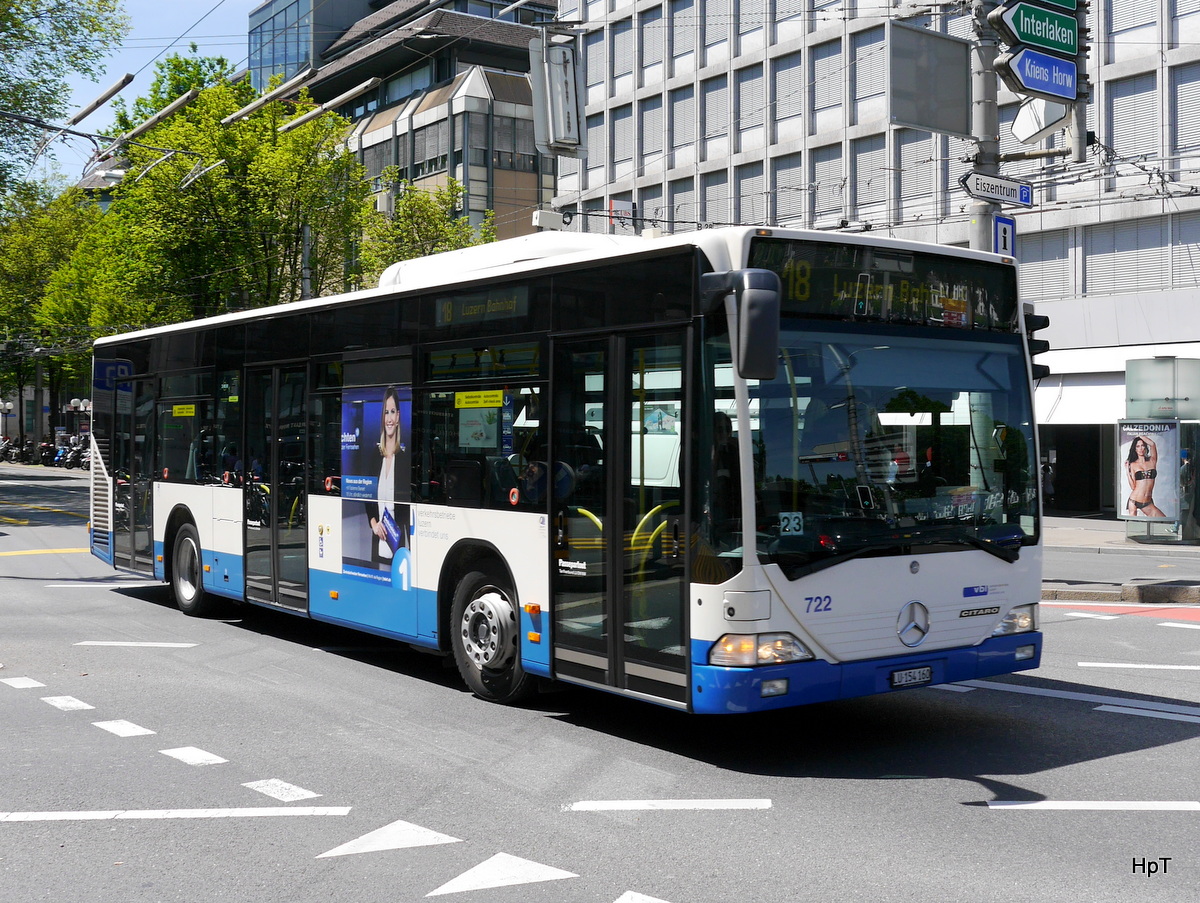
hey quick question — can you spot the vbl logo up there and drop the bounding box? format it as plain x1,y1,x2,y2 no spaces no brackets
963,585,989,598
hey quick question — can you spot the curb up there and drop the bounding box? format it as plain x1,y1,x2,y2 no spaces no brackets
1042,581,1200,604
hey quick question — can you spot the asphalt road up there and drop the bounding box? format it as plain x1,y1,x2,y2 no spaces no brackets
3,464,1199,902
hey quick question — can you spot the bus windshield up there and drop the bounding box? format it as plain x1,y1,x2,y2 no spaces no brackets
750,324,1038,579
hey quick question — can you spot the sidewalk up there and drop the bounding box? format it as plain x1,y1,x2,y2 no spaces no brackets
1043,513,1200,603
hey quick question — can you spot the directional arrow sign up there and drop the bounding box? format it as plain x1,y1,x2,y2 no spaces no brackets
996,46,1078,101
988,2,1077,57
959,171,1035,208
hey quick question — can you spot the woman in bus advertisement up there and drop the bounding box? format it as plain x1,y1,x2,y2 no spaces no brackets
1118,421,1177,520
340,385,412,582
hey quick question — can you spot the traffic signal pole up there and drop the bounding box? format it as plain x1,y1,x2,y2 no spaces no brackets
969,0,1001,254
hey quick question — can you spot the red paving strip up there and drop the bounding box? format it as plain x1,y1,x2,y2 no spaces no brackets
1042,601,1200,621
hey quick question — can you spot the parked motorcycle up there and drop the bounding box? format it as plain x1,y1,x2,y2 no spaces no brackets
38,442,57,466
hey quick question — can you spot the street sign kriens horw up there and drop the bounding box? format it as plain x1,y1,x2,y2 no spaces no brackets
995,45,1078,101
988,2,1078,57
959,171,1035,208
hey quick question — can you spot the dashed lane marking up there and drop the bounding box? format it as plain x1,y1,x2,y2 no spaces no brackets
1078,662,1200,671
41,696,94,711
243,779,321,802
1,677,46,689
989,801,1200,811
566,799,772,811
1158,622,1200,630
0,548,89,556
92,719,156,737
75,641,197,648
1095,705,1200,725
0,807,351,822
1064,612,1119,620
160,747,228,766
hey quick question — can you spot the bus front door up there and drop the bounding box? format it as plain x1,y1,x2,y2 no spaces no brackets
551,332,689,707
243,366,308,611
112,379,155,576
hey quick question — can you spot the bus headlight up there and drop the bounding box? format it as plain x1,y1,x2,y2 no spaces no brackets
709,633,814,667
992,604,1038,636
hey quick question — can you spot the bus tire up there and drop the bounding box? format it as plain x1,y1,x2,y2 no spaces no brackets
450,570,533,704
172,523,215,617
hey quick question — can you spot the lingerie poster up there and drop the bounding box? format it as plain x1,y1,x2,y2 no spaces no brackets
1117,420,1179,522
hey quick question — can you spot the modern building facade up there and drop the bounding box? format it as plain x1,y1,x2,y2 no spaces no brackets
251,0,559,239
550,0,1200,514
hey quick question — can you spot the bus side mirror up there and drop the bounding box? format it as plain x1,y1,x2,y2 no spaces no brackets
735,269,781,380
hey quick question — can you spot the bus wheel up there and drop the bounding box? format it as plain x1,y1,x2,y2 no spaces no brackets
451,570,533,704
172,523,214,616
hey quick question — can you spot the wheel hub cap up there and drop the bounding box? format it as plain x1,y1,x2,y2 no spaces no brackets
460,588,517,670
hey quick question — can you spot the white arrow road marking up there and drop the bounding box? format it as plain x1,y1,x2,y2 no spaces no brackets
92,720,156,737
425,853,577,896
243,779,320,802
567,799,771,811
0,807,351,822
613,893,676,903
1,677,46,689
160,747,228,766
41,696,95,711
316,819,462,858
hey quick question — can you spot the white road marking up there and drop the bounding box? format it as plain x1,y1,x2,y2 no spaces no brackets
1095,705,1200,725
1,677,46,689
41,696,94,711
1158,622,1200,630
965,679,1200,718
567,799,772,811
44,583,161,589
1078,662,1200,671
316,819,461,858
0,807,351,822
160,747,228,766
1064,612,1119,620
1041,601,1200,609
92,720,156,737
75,641,197,648
989,800,1200,811
426,853,577,896
613,893,675,903
930,683,976,692
243,779,320,802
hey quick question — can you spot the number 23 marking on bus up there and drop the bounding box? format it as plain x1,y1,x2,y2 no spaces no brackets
805,595,832,613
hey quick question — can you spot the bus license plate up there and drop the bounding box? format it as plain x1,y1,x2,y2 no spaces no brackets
890,666,933,688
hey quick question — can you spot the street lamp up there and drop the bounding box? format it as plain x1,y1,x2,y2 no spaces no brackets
1,401,11,437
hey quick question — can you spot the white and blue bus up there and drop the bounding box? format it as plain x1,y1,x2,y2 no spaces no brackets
89,226,1043,714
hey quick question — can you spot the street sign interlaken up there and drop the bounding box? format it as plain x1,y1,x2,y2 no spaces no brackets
988,2,1078,58
959,171,1035,208
996,46,1078,101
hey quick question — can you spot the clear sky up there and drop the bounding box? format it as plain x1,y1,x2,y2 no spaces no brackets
52,0,258,174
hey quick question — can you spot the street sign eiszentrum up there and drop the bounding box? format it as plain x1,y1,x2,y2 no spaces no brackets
988,1,1078,58
959,171,1035,207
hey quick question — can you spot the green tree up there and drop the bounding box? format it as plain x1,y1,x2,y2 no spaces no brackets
110,44,237,134
46,65,371,334
0,0,129,190
0,185,102,440
358,174,496,286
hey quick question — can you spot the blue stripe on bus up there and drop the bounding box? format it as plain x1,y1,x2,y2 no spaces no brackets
688,633,1042,715
203,549,245,600
153,541,165,580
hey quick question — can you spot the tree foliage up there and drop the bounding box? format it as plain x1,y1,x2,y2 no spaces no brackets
358,173,496,286
110,45,237,134
0,0,129,190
